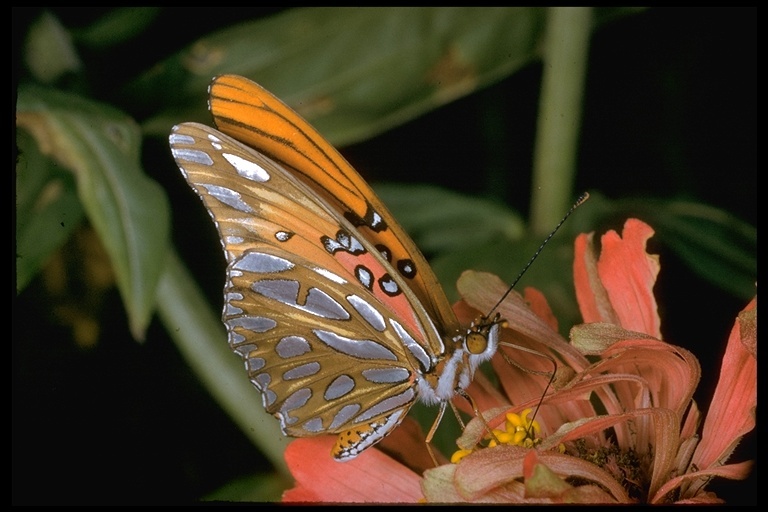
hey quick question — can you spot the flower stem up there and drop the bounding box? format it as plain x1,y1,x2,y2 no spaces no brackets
156,250,291,478
530,7,592,235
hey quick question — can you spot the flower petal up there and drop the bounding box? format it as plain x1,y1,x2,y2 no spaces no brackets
653,459,755,503
524,450,620,503
450,445,629,503
592,339,700,417
596,219,662,337
378,417,441,474
523,287,559,332
574,231,620,325
282,437,423,503
693,297,757,471
570,322,656,354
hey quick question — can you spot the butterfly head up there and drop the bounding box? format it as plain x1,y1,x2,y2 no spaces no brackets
464,313,504,371
432,314,503,400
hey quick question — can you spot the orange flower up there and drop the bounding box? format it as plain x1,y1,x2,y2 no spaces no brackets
423,219,756,503
282,219,756,503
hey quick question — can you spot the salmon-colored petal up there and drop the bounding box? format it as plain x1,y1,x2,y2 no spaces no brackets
282,485,319,502
596,219,661,337
452,445,629,503
570,322,656,354
693,297,757,471
282,437,423,503
574,232,620,325
523,450,620,503
421,463,528,503
596,339,700,417
378,417,442,474
461,367,509,413
523,287,559,332
652,459,755,503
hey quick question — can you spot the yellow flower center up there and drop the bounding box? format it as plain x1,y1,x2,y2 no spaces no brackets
451,409,542,463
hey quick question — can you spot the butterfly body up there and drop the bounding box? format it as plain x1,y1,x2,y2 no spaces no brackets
170,76,500,461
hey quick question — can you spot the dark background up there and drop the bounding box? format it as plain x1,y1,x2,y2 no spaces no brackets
13,7,755,504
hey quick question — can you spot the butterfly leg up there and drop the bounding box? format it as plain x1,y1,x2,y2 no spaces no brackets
423,402,450,467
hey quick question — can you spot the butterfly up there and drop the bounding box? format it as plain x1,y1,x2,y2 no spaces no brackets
169,74,502,461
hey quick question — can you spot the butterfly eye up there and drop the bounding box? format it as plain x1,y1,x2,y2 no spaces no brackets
465,332,488,355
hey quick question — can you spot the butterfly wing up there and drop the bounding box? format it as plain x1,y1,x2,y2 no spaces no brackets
170,122,443,459
208,75,462,346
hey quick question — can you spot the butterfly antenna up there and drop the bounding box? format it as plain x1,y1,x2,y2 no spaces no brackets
488,192,589,443
487,192,590,317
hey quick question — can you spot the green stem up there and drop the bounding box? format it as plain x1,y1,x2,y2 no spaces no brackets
530,7,592,235
156,250,291,478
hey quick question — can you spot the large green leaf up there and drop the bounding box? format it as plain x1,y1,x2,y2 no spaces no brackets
73,7,162,48
17,85,170,339
133,7,641,146
15,128,84,291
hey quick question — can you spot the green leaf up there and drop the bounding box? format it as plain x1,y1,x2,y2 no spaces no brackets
73,7,162,48
156,252,292,477
24,10,81,83
374,183,525,254
15,128,85,291
17,84,171,340
133,7,641,146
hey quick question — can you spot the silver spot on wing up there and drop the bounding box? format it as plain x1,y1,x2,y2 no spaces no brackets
222,152,270,182
313,329,397,361
232,343,258,359
253,280,350,320
275,336,311,358
354,388,415,423
246,357,265,372
169,132,194,145
201,184,253,213
280,388,312,425
234,252,294,273
324,374,355,400
355,266,373,290
361,367,411,384
346,295,386,331
329,403,361,430
283,362,321,380
390,319,432,372
226,315,277,333
275,230,293,242
303,417,325,433
171,147,213,166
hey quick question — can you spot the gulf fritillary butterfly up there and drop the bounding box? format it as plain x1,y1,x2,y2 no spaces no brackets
169,74,503,461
